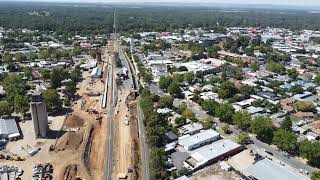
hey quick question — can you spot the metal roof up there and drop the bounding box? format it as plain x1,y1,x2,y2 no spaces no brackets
246,159,307,180
178,129,220,149
0,119,19,137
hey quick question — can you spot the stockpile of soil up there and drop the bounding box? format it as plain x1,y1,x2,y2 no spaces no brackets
55,131,84,151
64,115,85,128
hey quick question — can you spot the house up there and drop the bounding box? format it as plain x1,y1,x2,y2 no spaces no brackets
178,129,220,151
246,106,266,116
305,131,319,141
293,112,314,119
164,131,178,143
178,123,203,135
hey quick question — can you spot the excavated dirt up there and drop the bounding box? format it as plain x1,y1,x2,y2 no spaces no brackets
54,131,84,151
64,115,85,128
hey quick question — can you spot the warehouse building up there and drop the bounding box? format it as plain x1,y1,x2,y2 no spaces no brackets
0,118,20,140
185,139,241,170
178,129,220,151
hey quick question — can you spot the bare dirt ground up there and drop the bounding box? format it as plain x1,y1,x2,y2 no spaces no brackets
190,164,240,180
111,88,141,180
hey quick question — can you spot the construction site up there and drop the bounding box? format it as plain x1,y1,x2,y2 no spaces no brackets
0,31,144,180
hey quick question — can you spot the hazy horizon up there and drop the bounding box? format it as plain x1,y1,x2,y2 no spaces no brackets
1,0,320,7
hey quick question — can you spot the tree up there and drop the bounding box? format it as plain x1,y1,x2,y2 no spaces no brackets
39,49,50,59
315,74,320,85
311,171,320,180
215,103,234,123
3,52,13,63
15,52,27,62
50,68,64,89
266,61,285,74
182,109,194,119
299,140,320,168
201,116,214,129
64,81,77,98
250,63,260,72
43,89,62,111
14,95,29,116
280,116,292,131
29,53,38,61
221,124,230,134
218,81,237,99
237,132,250,145
294,101,316,112
250,116,274,143
232,112,251,130
150,148,168,180
175,117,186,127
158,95,174,108
287,68,299,79
73,47,82,56
290,85,304,94
2,75,26,104
159,76,171,91
0,101,13,117
272,129,298,152
183,72,194,84
168,81,181,97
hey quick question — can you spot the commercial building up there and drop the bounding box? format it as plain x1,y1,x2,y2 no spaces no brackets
0,119,20,140
178,129,220,151
30,95,48,138
186,139,241,169
245,158,307,180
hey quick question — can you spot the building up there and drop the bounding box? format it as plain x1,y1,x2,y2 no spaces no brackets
178,129,220,151
178,123,203,135
186,139,241,169
91,67,102,78
0,119,20,140
30,95,48,138
245,158,307,180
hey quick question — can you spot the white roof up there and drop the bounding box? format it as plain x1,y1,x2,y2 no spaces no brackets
190,139,241,167
0,119,19,137
179,129,220,148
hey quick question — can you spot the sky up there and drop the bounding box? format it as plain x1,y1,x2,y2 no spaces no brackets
3,0,320,7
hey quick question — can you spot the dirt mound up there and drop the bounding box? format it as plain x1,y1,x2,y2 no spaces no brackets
63,164,78,180
64,115,85,128
54,131,84,151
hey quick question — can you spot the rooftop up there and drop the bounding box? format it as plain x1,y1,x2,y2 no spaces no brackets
246,158,307,180
179,129,220,149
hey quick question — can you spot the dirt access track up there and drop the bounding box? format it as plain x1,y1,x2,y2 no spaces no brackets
52,56,109,180
111,88,141,180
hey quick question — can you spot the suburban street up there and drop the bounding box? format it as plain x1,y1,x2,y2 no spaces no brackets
141,53,318,177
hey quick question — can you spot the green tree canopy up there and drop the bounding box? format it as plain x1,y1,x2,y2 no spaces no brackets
158,95,174,108
232,112,251,130
272,129,298,152
0,101,13,117
43,89,62,111
250,116,274,143
14,95,29,116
